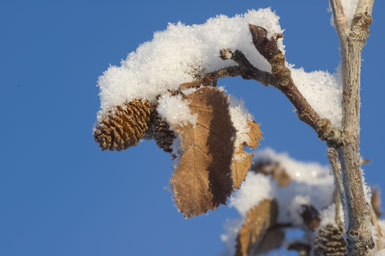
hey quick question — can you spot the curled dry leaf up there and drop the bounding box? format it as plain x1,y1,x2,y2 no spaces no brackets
170,87,236,217
231,121,263,189
94,99,152,151
235,199,280,256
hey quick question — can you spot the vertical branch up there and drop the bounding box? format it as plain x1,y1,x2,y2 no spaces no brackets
328,147,344,227
330,0,348,38
330,0,375,255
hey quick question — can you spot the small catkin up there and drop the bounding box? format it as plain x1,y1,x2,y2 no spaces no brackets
314,224,347,256
150,106,176,153
94,99,152,151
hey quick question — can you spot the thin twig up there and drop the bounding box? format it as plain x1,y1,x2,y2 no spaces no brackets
330,0,348,38
248,24,342,147
328,147,344,227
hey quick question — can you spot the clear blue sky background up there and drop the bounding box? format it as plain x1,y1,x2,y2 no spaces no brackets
1,1,384,255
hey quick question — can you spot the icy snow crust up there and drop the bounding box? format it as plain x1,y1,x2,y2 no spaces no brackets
97,8,342,126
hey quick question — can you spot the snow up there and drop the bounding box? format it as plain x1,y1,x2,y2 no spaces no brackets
157,93,197,126
291,68,342,126
97,8,343,127
97,8,283,119
229,148,334,224
228,95,255,148
230,173,275,216
318,203,342,228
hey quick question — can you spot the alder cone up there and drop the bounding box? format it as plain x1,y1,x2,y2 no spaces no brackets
150,107,176,153
170,87,236,217
235,199,281,256
94,99,151,151
314,224,346,256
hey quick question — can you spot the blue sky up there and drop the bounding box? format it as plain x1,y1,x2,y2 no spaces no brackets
1,1,384,255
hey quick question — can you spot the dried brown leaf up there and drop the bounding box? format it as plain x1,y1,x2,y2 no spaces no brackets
253,227,285,255
231,121,263,189
170,87,236,217
235,199,279,256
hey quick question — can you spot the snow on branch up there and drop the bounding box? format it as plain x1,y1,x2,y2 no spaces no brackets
96,9,342,136
97,9,283,117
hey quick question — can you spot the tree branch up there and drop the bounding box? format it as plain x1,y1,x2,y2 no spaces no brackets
328,147,344,227
330,0,375,255
182,25,343,146
330,0,348,38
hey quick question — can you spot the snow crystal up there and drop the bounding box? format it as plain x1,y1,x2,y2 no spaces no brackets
157,93,197,126
230,173,275,216
291,68,342,127
228,95,255,147
97,9,283,117
230,148,334,224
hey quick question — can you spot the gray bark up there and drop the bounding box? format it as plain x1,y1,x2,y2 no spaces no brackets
330,0,375,255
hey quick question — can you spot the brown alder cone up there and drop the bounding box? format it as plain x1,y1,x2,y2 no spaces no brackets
94,99,151,151
314,224,347,256
169,87,236,217
149,106,176,153
251,161,291,187
235,199,280,256
231,121,263,189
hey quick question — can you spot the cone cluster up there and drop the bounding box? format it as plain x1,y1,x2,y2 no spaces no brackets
314,224,346,256
94,99,152,151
